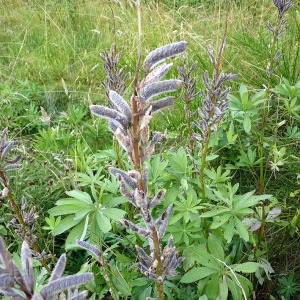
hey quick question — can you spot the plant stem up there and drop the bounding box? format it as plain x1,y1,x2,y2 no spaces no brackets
150,225,165,300
258,16,281,195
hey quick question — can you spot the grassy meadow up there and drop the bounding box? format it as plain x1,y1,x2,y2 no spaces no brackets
0,0,300,299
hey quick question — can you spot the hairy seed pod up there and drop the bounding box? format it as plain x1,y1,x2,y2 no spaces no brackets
108,90,132,121
140,80,182,103
144,97,175,115
90,105,128,128
39,273,93,298
109,167,138,190
144,63,173,86
4,164,22,172
144,41,188,73
76,240,101,259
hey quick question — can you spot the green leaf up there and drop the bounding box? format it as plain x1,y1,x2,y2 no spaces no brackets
52,215,81,236
210,214,231,229
223,218,235,243
169,212,184,225
232,262,261,273
48,204,85,216
164,184,180,207
96,211,111,233
74,207,92,220
206,274,220,299
219,276,228,300
65,190,93,205
55,198,92,206
66,219,86,245
187,246,221,270
101,208,126,221
234,216,249,241
208,233,224,261
243,114,251,133
110,265,131,296
180,267,217,283
239,83,248,104
168,146,188,175
201,208,230,218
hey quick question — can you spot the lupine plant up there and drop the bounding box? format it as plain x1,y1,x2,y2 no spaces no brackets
88,39,188,299
258,0,293,195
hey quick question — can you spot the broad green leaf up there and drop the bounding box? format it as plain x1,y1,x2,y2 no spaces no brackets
201,208,230,218
169,212,184,225
168,146,188,175
101,208,126,221
164,184,180,207
187,246,221,270
235,273,253,297
208,233,224,261
52,215,81,236
232,262,261,273
210,214,231,229
131,278,150,286
65,190,93,205
205,154,219,162
235,193,272,211
234,216,249,242
206,274,220,299
66,219,86,245
243,114,251,133
111,265,132,296
96,211,111,233
74,207,92,220
227,276,240,300
48,204,86,216
180,267,217,283
56,198,92,206
224,218,235,243
219,276,228,300
239,83,248,104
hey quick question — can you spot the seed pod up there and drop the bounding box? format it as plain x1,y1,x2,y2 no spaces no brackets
140,80,182,103
76,240,101,259
90,105,128,129
108,90,132,121
143,97,175,115
144,63,173,86
144,41,188,73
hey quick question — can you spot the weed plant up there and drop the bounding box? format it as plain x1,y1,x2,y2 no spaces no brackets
0,0,300,299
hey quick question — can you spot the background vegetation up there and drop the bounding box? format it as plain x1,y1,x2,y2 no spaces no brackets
0,0,299,299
